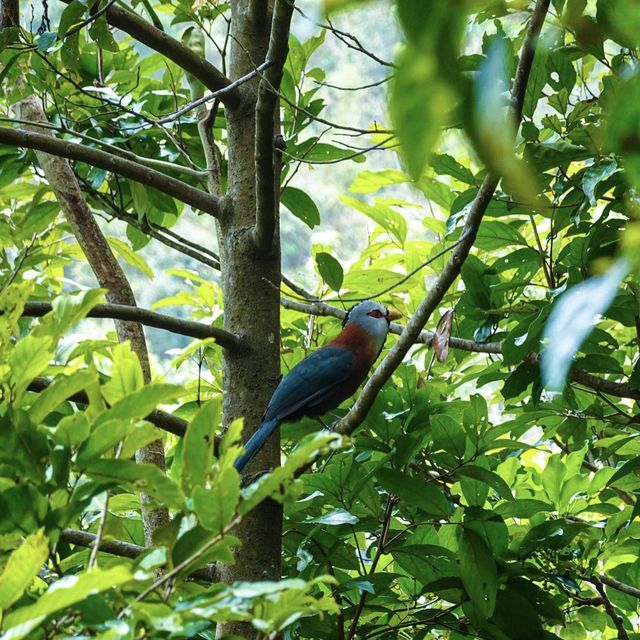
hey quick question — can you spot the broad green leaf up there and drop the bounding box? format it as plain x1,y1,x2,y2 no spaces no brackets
86,460,185,509
349,170,409,194
542,259,628,391
582,160,617,206
0,530,49,610
495,499,554,519
193,467,240,533
29,369,98,424
376,468,450,516
607,457,640,486
181,400,220,493
57,0,85,39
101,342,145,405
2,566,133,640
431,154,475,185
430,414,466,458
281,187,320,229
541,453,566,507
88,15,119,52
7,336,53,403
315,252,343,292
95,383,182,426
458,529,497,620
107,237,153,279
456,465,514,501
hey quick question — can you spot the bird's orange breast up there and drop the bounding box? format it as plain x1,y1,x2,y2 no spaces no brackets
329,324,378,370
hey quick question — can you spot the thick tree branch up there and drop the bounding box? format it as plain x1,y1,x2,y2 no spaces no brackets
334,0,551,435
21,302,244,351
28,377,188,438
0,127,223,217
59,529,218,582
253,0,294,252
57,0,239,108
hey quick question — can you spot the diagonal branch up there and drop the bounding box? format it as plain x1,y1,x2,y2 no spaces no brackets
0,127,223,217
21,302,244,350
58,0,239,107
334,0,551,436
253,0,294,252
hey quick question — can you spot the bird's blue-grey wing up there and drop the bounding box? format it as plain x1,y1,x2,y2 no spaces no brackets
264,346,355,422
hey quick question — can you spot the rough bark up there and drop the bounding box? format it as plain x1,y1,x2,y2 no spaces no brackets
16,95,169,546
214,2,283,637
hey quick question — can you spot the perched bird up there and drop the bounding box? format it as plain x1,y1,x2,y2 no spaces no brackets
234,300,401,472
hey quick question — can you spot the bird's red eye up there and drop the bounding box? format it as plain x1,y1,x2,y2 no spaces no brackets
368,309,384,319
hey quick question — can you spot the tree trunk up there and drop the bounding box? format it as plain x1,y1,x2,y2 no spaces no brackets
16,95,169,546
215,1,283,636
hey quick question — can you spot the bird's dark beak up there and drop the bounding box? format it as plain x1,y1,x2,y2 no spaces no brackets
387,309,402,321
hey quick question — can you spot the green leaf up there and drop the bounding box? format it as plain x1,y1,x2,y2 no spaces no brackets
57,0,86,39
376,468,450,516
181,400,220,493
2,566,133,640
29,369,98,424
607,457,640,486
495,499,554,519
459,529,497,620
0,530,49,610
106,237,154,279
582,159,617,206
95,383,183,426
88,15,119,51
431,153,475,184
86,460,185,509
7,337,54,403
101,342,144,405
309,508,359,526
456,465,514,501
542,259,628,391
430,414,466,458
315,252,343,292
193,467,240,533
349,170,409,194
281,187,320,229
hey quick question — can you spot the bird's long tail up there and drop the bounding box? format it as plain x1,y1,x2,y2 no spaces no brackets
233,418,281,472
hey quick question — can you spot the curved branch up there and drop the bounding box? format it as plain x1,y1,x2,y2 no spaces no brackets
28,377,188,438
0,127,223,217
21,302,244,350
331,0,552,435
253,0,294,252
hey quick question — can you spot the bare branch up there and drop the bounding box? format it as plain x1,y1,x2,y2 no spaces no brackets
0,127,223,217
253,0,294,253
21,302,244,350
590,577,630,640
60,529,218,582
156,61,274,125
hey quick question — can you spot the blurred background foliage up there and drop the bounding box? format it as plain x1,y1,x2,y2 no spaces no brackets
1,0,640,638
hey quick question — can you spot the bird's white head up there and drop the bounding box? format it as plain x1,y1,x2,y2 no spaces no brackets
343,300,401,352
